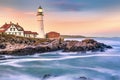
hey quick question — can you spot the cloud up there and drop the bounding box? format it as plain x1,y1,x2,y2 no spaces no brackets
0,0,120,12
50,1,86,11
0,0,42,11
46,0,120,12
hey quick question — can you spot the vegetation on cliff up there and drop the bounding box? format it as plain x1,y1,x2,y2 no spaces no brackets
61,35,86,38
0,34,47,45
0,34,112,56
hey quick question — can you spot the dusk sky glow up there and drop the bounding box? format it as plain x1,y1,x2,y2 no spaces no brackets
0,0,120,37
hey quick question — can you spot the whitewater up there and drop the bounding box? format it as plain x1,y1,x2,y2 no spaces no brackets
0,38,120,80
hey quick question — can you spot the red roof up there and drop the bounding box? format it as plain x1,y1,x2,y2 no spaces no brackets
0,23,24,32
31,32,38,35
24,31,38,35
0,24,11,32
47,31,60,34
24,31,32,34
0,30,5,32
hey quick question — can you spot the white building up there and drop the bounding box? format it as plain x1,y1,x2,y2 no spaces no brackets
36,6,45,38
0,22,38,38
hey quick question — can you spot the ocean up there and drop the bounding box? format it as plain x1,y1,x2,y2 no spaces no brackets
0,38,120,80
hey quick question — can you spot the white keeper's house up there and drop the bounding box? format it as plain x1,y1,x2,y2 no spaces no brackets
0,22,38,38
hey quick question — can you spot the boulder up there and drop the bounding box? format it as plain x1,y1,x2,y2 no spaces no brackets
42,74,52,79
78,76,93,80
0,55,6,60
0,44,6,49
63,39,112,52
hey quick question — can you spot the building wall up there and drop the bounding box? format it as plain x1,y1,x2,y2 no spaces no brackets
46,32,60,38
24,34,30,37
30,34,35,38
24,34,37,38
5,25,24,36
37,15,45,38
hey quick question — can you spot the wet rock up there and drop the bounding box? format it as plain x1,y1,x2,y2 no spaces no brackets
12,47,36,56
0,44,6,49
0,39,62,56
0,55,6,60
77,76,93,80
0,36,112,56
41,75,93,80
42,74,52,79
106,45,112,49
78,76,88,80
63,39,112,52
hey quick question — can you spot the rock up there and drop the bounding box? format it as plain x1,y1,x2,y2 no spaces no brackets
78,76,88,80
41,75,93,80
77,76,93,80
0,39,62,56
63,39,112,52
82,39,97,44
0,44,6,49
0,55,6,60
42,74,52,79
0,36,112,55
106,45,112,49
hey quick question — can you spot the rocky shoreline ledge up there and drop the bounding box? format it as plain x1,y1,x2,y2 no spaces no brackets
41,74,93,80
0,34,112,56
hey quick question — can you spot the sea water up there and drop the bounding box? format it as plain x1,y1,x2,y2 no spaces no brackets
0,38,120,80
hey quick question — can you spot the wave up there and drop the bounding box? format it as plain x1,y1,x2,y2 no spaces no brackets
80,67,119,76
45,75,75,80
49,62,120,76
0,69,119,80
0,74,40,80
0,73,86,80
0,53,120,67
0,73,118,80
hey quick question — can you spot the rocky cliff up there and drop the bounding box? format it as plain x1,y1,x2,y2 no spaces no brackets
0,34,112,56
63,39,112,52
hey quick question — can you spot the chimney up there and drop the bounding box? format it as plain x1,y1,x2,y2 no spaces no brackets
10,21,12,24
16,22,19,25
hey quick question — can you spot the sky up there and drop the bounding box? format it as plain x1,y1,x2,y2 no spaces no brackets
0,0,120,37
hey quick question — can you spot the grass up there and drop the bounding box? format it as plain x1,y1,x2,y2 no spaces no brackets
0,33,48,45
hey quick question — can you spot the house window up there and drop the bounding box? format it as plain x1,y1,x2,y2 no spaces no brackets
10,28,12,31
13,28,15,31
15,32,17,35
19,32,21,35
34,35,36,38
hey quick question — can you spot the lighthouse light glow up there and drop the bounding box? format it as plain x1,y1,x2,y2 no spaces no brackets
38,9,43,12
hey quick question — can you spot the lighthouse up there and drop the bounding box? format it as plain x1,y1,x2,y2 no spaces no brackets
37,6,45,38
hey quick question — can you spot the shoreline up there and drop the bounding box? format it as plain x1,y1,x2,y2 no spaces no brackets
0,34,112,56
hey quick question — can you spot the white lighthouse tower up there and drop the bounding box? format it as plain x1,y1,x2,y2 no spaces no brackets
37,6,45,38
